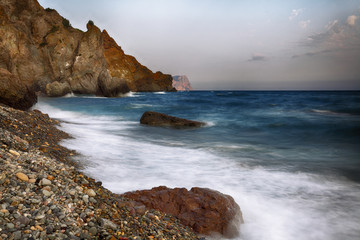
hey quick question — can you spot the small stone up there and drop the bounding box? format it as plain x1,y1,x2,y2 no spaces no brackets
100,218,118,230
47,175,55,181
9,150,20,156
69,189,76,195
13,231,22,240
89,227,97,235
46,225,54,234
15,216,30,226
40,178,51,186
35,214,45,220
16,172,29,182
83,195,89,204
42,186,51,191
7,223,14,229
85,189,96,197
28,179,36,183
42,190,52,197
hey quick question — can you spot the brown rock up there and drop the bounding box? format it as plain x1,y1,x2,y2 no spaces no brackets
16,172,29,182
123,186,243,238
102,30,175,92
45,81,71,97
0,0,175,107
140,111,205,128
172,75,193,91
0,68,37,110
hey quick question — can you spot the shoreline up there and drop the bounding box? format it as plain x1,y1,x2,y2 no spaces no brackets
0,104,200,239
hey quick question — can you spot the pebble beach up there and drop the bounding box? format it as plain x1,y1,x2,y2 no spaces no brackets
0,104,200,240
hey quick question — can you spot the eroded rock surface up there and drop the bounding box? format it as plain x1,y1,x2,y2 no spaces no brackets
0,0,175,109
124,186,243,238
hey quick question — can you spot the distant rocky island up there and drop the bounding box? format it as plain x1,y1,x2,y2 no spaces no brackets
0,0,175,110
172,75,193,91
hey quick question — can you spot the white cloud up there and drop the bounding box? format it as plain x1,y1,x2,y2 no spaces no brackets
299,20,311,29
325,20,338,30
347,15,358,26
289,9,303,21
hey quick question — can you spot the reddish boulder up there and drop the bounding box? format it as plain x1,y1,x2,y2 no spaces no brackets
123,186,243,238
140,111,205,128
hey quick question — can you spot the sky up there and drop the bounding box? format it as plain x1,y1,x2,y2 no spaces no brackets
38,0,360,90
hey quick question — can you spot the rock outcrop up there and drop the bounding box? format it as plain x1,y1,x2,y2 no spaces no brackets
0,0,175,109
0,68,37,110
140,111,205,128
172,75,193,91
124,186,243,238
102,30,175,92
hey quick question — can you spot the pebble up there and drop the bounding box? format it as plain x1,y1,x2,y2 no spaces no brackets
40,178,52,186
9,149,20,156
42,190,52,197
0,104,200,240
86,189,96,197
6,223,14,229
15,172,29,181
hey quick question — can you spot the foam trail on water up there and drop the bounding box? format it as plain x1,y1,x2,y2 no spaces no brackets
35,100,360,240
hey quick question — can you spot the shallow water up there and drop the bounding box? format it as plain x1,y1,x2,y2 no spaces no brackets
35,91,360,240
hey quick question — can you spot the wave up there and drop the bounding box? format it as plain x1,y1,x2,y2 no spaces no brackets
311,109,352,116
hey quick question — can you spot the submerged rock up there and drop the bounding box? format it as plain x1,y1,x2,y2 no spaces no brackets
124,186,244,238
140,111,205,128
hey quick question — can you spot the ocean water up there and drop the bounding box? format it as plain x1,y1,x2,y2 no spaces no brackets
35,91,360,240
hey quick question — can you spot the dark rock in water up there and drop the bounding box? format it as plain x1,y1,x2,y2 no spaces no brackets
0,68,37,110
140,111,205,128
123,186,244,238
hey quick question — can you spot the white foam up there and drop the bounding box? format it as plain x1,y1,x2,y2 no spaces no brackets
36,100,360,240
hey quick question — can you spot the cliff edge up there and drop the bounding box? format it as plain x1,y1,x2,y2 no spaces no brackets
0,0,175,109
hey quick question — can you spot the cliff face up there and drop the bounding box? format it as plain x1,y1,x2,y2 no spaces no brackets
0,0,174,109
102,30,175,92
172,75,193,91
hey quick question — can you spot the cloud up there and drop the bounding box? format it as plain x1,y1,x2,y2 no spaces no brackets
289,9,303,21
291,49,334,59
325,19,338,30
299,20,311,29
248,53,266,62
347,15,358,26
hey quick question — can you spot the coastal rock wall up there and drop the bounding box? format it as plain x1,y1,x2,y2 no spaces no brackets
172,75,193,91
102,30,175,92
0,0,175,109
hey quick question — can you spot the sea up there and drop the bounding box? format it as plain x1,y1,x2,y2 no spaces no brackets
34,91,360,240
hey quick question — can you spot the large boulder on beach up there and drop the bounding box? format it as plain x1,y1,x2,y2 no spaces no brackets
140,111,205,128
123,186,243,238
0,68,37,110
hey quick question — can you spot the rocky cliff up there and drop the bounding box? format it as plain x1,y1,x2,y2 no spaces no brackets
172,75,193,91
0,0,175,109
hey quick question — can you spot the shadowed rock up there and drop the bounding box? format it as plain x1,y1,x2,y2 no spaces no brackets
123,186,243,238
0,68,37,110
140,111,205,128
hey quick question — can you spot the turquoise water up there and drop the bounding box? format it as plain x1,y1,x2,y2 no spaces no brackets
36,91,360,240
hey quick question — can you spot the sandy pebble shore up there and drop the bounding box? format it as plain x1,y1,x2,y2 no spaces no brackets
0,104,200,240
